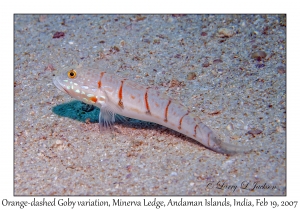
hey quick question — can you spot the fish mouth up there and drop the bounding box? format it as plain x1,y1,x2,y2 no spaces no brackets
53,77,68,93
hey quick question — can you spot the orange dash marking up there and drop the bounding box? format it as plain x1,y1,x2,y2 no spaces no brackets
90,96,97,103
178,111,189,130
98,72,106,89
164,100,172,122
193,124,198,138
208,110,221,116
118,80,125,109
144,87,151,115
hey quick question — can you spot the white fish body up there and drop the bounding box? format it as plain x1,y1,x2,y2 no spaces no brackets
53,66,250,154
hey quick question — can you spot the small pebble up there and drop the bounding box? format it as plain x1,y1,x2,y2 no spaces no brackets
174,54,181,58
169,79,182,88
170,172,177,176
276,126,285,133
120,40,125,47
211,70,217,76
277,66,286,74
226,123,234,131
158,137,165,141
126,165,133,172
113,46,120,52
153,39,160,44
56,140,62,145
202,61,210,67
53,32,65,39
201,32,207,36
44,64,55,71
85,118,91,124
232,135,240,140
256,63,265,68
142,38,151,44
247,128,263,136
135,16,146,22
187,72,197,80
217,28,234,38
217,69,224,74
213,59,223,64
251,51,267,61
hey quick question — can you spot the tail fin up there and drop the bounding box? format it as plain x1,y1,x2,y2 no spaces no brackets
211,137,252,155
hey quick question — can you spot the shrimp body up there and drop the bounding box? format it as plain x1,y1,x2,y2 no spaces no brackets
53,67,249,154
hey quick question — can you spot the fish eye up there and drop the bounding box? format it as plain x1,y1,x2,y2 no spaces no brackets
67,69,77,79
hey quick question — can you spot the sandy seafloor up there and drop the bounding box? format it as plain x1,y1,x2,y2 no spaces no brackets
14,14,286,195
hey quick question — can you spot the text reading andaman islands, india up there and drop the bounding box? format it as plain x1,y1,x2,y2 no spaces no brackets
1,198,275,209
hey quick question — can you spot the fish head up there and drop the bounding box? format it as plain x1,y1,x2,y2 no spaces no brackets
53,67,106,106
